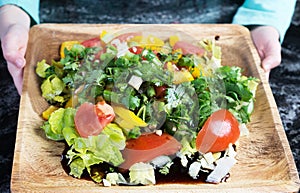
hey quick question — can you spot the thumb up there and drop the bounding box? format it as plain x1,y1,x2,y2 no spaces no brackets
1,40,27,68
261,52,281,72
1,26,28,69
6,52,26,69
14,54,26,69
260,40,281,72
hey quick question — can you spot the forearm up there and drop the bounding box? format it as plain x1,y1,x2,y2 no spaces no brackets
0,4,30,38
232,0,297,42
0,0,40,24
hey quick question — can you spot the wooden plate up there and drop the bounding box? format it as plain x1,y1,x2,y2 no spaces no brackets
11,24,300,192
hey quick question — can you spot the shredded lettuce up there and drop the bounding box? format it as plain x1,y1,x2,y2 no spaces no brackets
36,59,51,78
41,75,65,103
129,162,156,185
65,124,126,181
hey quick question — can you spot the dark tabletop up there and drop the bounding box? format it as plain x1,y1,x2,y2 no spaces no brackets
0,0,299,192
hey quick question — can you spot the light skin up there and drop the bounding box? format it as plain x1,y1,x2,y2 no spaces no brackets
0,5,282,95
250,26,281,79
0,5,30,95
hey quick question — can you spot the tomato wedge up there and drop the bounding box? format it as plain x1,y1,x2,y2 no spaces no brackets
119,133,181,170
74,101,115,138
81,37,105,59
95,101,115,127
173,41,205,56
196,109,240,153
128,46,144,55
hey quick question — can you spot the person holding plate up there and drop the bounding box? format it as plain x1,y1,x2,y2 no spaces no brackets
0,0,297,95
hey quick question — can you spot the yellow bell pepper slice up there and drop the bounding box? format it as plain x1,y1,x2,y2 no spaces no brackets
129,35,164,51
191,63,212,77
171,48,182,63
190,66,200,78
113,106,147,129
129,35,144,44
145,35,164,50
60,41,80,58
65,95,78,108
173,69,194,84
169,35,179,47
167,62,194,84
42,105,59,120
100,30,107,39
114,116,136,130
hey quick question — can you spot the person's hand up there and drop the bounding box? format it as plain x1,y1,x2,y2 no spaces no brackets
0,5,31,95
250,26,281,80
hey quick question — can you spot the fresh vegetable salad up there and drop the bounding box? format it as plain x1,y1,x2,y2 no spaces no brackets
36,28,259,186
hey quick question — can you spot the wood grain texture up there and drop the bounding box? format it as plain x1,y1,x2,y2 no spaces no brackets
11,24,300,192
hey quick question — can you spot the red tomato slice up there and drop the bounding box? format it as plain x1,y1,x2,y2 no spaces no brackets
74,102,115,138
81,37,106,59
196,109,240,153
95,101,115,127
173,41,205,56
128,46,144,55
119,133,181,169
81,37,102,48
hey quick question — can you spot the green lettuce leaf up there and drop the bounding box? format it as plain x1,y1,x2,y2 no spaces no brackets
69,157,85,178
36,59,51,78
62,126,79,146
41,75,65,103
48,108,65,134
102,123,126,150
41,107,77,141
41,121,64,141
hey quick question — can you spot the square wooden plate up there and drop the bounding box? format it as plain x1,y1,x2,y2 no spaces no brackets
11,24,300,192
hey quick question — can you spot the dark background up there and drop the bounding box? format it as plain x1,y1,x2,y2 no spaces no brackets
0,0,299,192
